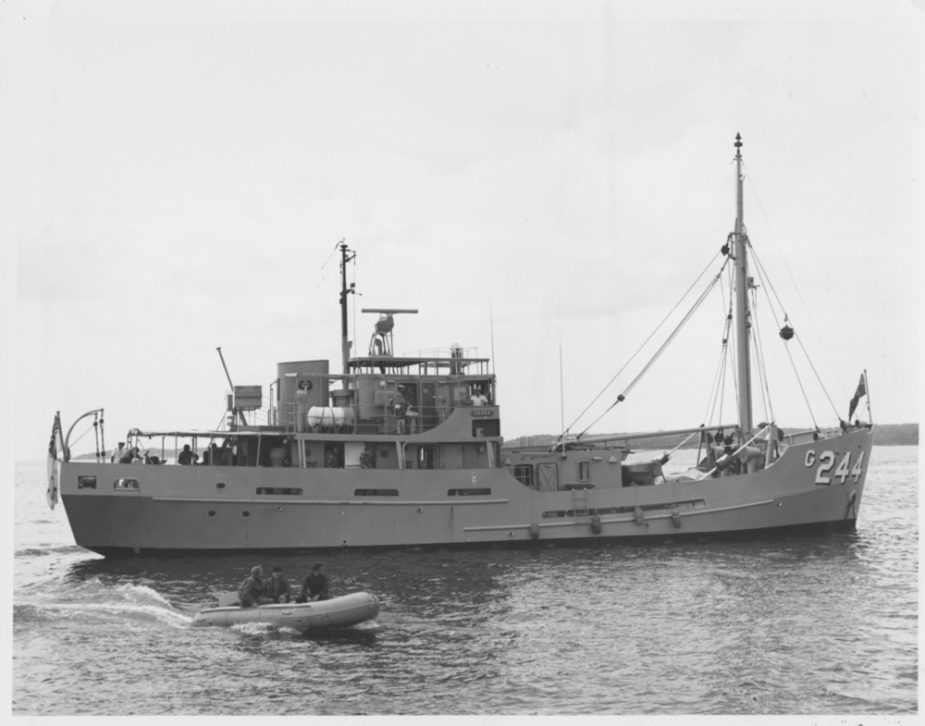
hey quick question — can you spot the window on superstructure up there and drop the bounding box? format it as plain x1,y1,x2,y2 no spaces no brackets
448,488,492,496
578,461,591,481
512,465,534,488
418,445,436,470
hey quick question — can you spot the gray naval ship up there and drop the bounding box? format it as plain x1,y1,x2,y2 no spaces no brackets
47,136,874,556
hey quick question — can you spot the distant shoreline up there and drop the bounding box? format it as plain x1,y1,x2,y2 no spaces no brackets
504,422,918,451
19,423,918,465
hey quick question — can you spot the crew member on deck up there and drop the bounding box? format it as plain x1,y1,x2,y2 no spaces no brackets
297,563,330,602
390,388,409,433
201,443,220,466
178,444,198,466
119,446,141,464
470,386,488,406
111,442,125,463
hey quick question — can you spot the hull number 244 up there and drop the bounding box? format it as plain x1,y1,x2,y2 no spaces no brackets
805,450,866,486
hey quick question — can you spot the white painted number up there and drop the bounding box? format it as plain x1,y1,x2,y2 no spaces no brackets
807,450,864,485
850,452,865,483
814,451,836,485
833,453,851,484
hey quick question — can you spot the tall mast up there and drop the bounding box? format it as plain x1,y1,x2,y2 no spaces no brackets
733,133,753,433
339,241,355,375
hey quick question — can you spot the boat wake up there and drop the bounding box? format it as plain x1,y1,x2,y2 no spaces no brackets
13,578,193,629
226,620,379,639
229,621,283,635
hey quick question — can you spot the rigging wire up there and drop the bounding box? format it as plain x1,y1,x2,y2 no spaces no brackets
702,336,726,427
748,239,810,424
68,423,96,449
575,256,730,438
703,307,733,428
489,286,496,377
704,262,735,428
315,239,343,290
780,335,820,430
743,160,848,401
557,294,565,436
747,242,787,329
562,249,725,439
724,260,741,421
792,332,842,422
667,430,700,457
749,239,842,425
749,288,776,425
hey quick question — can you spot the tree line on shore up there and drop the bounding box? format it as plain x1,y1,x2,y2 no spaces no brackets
504,422,918,450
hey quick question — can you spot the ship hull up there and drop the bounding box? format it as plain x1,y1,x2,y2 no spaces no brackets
54,428,873,556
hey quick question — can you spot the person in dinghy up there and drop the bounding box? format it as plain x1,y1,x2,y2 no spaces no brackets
296,563,330,602
265,566,293,604
238,565,274,608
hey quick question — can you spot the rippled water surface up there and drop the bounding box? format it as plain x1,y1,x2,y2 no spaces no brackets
12,447,918,716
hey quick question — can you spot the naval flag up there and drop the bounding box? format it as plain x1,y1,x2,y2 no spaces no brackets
46,414,61,510
848,374,866,421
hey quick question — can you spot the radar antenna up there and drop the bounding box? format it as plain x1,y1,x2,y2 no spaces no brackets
362,308,418,356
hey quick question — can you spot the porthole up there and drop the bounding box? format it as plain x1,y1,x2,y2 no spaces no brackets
208,511,216,517
216,482,226,489
242,511,250,517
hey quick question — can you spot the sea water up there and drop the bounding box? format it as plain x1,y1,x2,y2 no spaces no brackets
11,447,918,716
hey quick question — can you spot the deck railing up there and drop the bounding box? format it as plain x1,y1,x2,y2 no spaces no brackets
272,400,493,436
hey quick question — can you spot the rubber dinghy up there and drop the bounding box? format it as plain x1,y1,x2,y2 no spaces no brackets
191,592,379,632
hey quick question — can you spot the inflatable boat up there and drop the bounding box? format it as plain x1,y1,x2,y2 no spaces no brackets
191,591,379,632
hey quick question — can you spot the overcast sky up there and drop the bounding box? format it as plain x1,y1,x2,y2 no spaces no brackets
3,0,923,461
